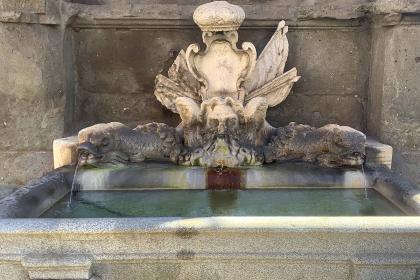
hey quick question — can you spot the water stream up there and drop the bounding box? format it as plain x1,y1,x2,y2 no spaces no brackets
361,164,368,200
67,160,81,207
215,164,224,175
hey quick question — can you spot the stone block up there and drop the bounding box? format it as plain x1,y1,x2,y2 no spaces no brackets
0,0,45,14
53,136,78,168
366,138,393,168
0,22,65,185
368,23,420,186
0,23,65,151
22,255,93,280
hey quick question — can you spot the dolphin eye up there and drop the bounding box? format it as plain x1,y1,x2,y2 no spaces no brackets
227,118,237,127
101,137,110,147
209,119,218,128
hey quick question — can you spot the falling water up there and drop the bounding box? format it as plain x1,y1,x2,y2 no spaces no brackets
67,160,81,207
361,164,368,200
215,164,225,175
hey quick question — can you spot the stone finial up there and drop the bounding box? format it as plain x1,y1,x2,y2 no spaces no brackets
193,1,245,32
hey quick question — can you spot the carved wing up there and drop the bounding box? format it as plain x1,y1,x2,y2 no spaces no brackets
243,21,290,92
168,50,201,93
154,50,201,113
243,21,300,107
245,68,300,107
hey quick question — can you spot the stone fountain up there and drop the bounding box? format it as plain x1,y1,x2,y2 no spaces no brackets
75,1,366,169
0,2,419,280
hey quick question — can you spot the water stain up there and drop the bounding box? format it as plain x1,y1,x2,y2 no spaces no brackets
207,168,243,189
175,227,199,239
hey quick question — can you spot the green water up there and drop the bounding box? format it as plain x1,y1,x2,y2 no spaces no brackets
41,189,404,218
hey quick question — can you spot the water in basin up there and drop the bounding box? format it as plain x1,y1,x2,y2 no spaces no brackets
41,188,404,218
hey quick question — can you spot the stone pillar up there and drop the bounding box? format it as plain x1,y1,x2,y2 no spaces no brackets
368,14,420,186
0,0,66,185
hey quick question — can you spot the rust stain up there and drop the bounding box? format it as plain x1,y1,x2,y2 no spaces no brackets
207,168,243,189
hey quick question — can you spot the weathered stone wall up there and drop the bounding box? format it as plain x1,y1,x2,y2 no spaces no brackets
0,0,419,185
368,16,420,186
0,23,65,185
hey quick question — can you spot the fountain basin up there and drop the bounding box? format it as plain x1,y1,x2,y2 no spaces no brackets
0,162,419,279
1,162,419,218
0,216,419,280
41,189,403,218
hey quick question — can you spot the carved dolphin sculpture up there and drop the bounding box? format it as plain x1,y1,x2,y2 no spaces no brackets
77,122,182,166
264,123,366,168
